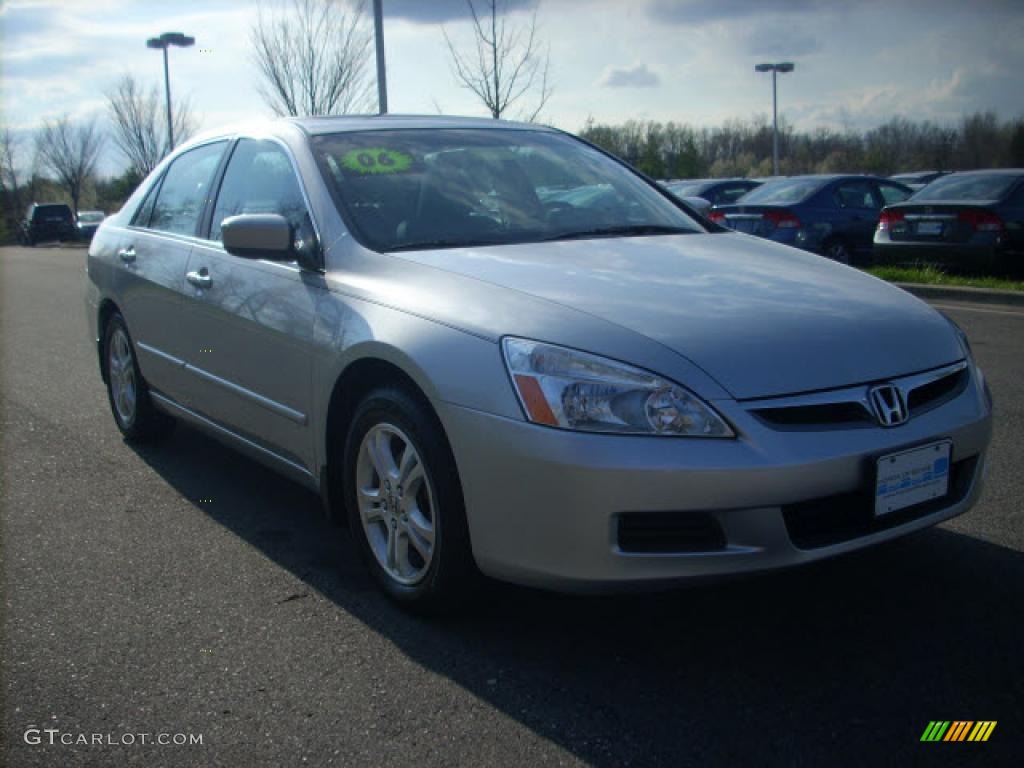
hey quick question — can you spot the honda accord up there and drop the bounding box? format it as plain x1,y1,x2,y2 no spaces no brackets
85,116,993,612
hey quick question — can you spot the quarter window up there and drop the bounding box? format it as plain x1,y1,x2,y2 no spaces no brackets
148,141,227,236
834,181,878,210
209,139,314,246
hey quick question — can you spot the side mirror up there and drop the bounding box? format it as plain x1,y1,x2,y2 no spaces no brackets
221,213,294,260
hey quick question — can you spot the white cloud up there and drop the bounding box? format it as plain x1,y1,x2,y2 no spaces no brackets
597,64,660,88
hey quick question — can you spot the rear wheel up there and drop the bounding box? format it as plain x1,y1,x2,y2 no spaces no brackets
344,386,477,613
103,313,174,440
822,238,851,264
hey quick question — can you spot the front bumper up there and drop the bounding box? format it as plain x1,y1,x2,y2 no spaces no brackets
437,367,992,591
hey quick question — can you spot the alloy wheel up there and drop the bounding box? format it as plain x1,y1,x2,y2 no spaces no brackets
108,328,137,426
355,423,436,585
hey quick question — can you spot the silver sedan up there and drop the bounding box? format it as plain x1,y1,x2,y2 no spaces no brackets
85,116,993,612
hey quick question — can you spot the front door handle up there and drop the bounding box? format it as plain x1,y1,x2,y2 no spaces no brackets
186,268,212,289
118,247,136,263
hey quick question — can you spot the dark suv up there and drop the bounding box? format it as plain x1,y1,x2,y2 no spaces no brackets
20,203,76,245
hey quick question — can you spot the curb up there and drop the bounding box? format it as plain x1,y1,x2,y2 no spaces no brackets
893,282,1024,308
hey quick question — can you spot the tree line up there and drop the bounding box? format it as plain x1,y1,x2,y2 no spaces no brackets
579,112,1024,180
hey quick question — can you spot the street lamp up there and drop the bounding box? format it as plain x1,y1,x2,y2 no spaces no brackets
373,0,388,114
147,32,195,152
754,61,795,176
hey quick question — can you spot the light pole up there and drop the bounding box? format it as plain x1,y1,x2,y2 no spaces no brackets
373,0,388,114
755,61,794,176
147,32,195,152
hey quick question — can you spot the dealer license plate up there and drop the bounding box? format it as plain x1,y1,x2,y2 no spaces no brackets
875,441,951,517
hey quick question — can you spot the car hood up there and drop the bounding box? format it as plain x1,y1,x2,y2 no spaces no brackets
394,232,963,399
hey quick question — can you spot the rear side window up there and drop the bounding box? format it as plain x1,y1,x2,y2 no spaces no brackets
209,139,313,244
148,142,227,236
834,180,878,210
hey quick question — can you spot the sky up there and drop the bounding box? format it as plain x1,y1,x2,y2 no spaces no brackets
2,0,1023,175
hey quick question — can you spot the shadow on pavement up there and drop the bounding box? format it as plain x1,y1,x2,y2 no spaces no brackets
131,423,1022,767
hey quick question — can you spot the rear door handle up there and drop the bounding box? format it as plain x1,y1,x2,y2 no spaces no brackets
118,247,136,263
186,269,212,289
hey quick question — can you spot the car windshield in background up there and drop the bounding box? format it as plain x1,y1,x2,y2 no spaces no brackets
737,178,823,205
36,204,72,217
312,128,702,252
911,173,1018,202
78,212,104,223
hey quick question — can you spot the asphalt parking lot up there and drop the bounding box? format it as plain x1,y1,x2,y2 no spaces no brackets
2,244,1021,767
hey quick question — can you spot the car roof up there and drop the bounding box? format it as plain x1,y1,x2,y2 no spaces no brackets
292,114,554,135
939,168,1024,176
668,178,753,185
178,114,559,153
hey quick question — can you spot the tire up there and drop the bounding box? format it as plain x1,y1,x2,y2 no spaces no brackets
103,313,174,441
343,386,478,614
822,238,851,265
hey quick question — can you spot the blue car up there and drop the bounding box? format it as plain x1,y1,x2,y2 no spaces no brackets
709,175,913,264
874,169,1024,275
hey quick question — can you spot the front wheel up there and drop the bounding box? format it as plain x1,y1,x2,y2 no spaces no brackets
103,313,174,440
344,387,477,613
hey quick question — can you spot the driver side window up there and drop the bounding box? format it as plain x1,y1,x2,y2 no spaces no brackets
210,139,315,249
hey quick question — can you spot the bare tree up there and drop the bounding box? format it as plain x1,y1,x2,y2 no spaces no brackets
443,0,552,121
250,0,373,117
1,126,24,211
35,116,104,215
106,74,196,175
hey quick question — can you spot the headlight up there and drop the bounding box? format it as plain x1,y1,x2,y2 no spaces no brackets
502,337,733,437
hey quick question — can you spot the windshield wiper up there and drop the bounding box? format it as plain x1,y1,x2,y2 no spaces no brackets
539,224,697,242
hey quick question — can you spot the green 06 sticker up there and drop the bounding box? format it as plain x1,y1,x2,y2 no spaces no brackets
340,148,413,174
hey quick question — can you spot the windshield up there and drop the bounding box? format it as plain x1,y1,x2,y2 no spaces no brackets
911,173,1018,201
312,128,703,252
738,178,823,205
78,212,104,223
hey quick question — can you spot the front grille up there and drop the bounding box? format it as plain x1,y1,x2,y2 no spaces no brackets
753,402,872,429
907,367,968,414
782,456,978,549
749,362,968,430
617,512,727,554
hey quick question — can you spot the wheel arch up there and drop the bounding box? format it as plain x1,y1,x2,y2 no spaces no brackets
96,298,121,383
320,349,458,524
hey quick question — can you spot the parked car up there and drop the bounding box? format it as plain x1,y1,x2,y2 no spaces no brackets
889,170,950,192
19,202,76,245
76,210,106,241
875,169,1024,274
85,117,991,612
708,175,913,263
664,178,762,206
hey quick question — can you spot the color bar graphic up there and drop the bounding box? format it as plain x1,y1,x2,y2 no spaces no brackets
920,720,996,742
